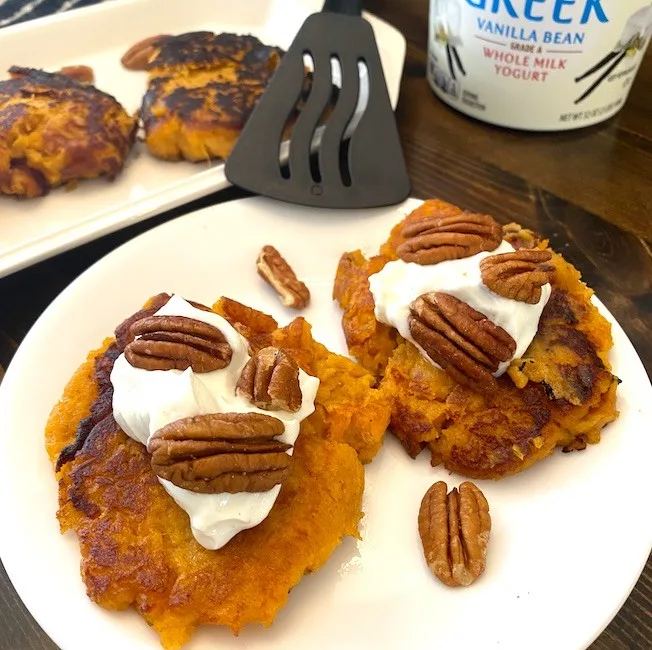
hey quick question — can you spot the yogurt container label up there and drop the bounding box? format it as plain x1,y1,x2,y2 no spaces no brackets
427,0,652,130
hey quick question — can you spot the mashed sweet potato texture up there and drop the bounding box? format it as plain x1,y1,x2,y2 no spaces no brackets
46,296,390,649
334,199,619,479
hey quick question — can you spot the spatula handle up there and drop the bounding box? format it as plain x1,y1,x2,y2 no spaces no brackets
322,0,363,16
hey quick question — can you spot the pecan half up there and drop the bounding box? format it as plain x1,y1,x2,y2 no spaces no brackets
236,347,302,412
124,315,232,372
148,412,291,493
120,34,170,70
418,481,491,587
396,212,502,265
58,65,95,83
480,249,553,304
409,292,516,393
257,245,310,310
114,293,171,350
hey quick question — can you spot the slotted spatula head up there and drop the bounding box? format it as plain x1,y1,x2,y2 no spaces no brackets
225,0,410,209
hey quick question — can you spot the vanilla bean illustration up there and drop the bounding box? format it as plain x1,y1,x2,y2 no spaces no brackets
451,46,465,76
575,50,627,104
446,44,456,80
575,50,620,83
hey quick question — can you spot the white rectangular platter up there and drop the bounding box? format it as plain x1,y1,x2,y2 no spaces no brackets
0,0,406,279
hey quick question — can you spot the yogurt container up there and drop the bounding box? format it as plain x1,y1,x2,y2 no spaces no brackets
427,0,652,130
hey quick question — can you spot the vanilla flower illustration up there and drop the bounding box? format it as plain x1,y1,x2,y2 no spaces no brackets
431,0,466,80
618,2,652,55
431,0,463,47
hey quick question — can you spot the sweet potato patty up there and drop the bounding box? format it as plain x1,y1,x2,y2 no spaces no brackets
0,67,135,198
333,199,619,479
46,294,389,649
139,32,283,162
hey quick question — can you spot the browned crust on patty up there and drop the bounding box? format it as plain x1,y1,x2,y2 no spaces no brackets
46,296,389,648
0,67,135,197
334,199,619,479
139,32,283,162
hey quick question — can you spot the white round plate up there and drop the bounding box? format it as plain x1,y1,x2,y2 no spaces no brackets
0,197,651,650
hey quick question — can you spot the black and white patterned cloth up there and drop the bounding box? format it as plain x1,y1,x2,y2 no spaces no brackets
0,0,106,28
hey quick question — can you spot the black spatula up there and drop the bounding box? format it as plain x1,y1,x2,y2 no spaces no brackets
225,0,410,209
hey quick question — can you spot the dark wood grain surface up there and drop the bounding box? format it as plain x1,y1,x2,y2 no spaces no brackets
1,1,651,648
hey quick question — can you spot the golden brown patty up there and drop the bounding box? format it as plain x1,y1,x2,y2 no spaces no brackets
333,199,619,479
139,32,283,162
0,67,135,198
47,294,389,649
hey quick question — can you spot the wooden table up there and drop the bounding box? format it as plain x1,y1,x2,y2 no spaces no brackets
1,1,651,648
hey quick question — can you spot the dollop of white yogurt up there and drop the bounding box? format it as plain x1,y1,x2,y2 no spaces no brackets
110,294,320,550
368,241,551,375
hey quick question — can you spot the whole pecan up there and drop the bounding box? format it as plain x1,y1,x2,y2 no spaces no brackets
236,347,303,412
418,481,491,587
257,245,310,309
396,212,502,265
480,249,553,304
148,412,291,493
121,34,171,70
124,315,232,372
409,292,516,393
